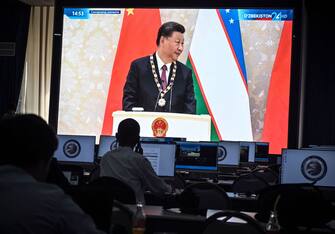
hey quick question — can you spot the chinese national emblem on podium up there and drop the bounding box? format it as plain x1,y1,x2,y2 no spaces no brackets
151,117,168,137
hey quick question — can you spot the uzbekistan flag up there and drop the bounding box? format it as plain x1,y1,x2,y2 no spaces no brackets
188,9,253,142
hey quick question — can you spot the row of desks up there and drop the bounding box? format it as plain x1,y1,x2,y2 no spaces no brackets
114,204,335,234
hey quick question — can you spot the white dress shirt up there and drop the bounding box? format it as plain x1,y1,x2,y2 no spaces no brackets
156,52,172,83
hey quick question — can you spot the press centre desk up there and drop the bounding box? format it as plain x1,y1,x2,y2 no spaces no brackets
125,205,205,234
119,205,335,234
144,191,258,217
175,179,258,212
122,205,258,234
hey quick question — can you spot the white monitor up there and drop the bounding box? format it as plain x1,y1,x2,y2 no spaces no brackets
55,135,96,163
218,141,241,166
141,142,176,177
98,135,117,157
239,141,256,163
281,149,335,187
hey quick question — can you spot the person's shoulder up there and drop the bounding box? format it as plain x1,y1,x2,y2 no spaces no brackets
131,151,145,159
101,149,114,158
132,55,151,65
21,181,69,207
100,149,120,163
37,181,67,197
131,152,150,164
176,60,191,72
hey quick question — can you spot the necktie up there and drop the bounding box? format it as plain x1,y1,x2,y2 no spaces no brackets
161,65,167,90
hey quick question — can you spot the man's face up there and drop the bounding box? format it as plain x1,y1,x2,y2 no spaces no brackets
160,31,184,62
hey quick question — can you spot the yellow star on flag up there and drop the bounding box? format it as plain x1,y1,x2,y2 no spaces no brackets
126,8,134,16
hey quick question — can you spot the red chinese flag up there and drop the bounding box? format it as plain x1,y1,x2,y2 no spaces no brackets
102,9,161,134
262,21,293,154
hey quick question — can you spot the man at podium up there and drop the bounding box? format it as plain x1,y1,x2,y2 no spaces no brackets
122,21,196,114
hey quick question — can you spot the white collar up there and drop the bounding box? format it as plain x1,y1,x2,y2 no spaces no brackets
155,52,172,71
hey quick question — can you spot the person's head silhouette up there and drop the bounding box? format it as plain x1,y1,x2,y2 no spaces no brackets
0,114,58,181
116,118,140,150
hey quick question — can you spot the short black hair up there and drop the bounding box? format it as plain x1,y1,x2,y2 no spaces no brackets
156,21,185,46
0,114,58,167
116,118,140,147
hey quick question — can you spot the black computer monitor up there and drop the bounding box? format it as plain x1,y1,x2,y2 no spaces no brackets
98,135,117,158
140,136,186,143
141,142,176,177
239,141,256,163
281,149,335,187
255,142,270,163
175,141,218,173
307,145,335,150
54,135,96,163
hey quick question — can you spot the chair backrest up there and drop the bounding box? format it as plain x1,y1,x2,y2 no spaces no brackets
256,184,333,230
231,172,269,195
67,183,114,232
90,176,137,204
178,182,231,215
252,167,278,185
88,164,100,183
203,210,265,234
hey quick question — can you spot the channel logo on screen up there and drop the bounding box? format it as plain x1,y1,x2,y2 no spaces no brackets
301,156,327,182
63,139,81,158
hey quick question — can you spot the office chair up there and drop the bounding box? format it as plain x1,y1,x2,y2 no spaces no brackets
178,182,231,216
203,210,265,234
88,163,100,183
90,176,137,204
67,182,114,232
252,167,278,185
256,184,333,231
231,172,269,196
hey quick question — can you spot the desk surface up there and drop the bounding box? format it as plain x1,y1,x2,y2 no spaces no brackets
125,204,205,222
124,204,259,234
125,204,205,234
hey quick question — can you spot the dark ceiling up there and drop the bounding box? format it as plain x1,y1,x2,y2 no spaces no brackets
19,0,54,6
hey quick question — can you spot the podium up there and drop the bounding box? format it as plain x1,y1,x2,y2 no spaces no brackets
112,111,211,141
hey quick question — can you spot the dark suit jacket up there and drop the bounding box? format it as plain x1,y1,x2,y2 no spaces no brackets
122,54,196,114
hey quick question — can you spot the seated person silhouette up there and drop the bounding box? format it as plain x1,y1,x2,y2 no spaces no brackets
0,114,104,234
46,157,72,191
100,118,172,203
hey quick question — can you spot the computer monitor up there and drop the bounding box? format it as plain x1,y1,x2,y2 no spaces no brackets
175,141,218,173
239,141,256,163
217,141,241,166
307,145,335,150
55,135,96,163
281,149,335,187
140,136,186,143
255,142,270,163
98,135,117,157
141,142,176,177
